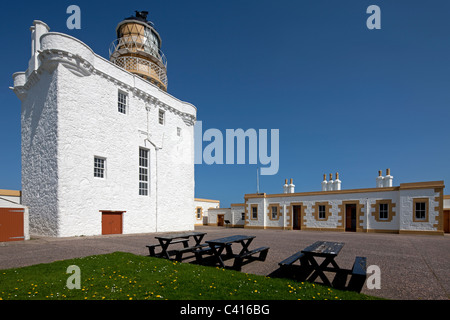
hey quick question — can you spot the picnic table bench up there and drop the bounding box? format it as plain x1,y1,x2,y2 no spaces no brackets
147,231,207,260
278,241,367,291
205,235,269,271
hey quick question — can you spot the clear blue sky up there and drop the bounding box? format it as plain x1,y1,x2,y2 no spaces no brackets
1,1,449,207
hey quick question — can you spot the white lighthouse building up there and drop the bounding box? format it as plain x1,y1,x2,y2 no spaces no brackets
11,12,197,237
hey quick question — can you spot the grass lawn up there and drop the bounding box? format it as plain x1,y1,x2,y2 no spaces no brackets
0,252,381,300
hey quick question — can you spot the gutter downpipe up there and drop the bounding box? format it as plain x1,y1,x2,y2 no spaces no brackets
145,105,163,232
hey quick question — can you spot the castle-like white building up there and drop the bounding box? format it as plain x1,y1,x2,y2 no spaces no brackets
11,12,197,237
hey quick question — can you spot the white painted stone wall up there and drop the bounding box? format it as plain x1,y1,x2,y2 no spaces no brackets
245,187,441,233
399,188,440,232
13,23,196,237
231,205,245,227
208,208,231,226
444,198,450,209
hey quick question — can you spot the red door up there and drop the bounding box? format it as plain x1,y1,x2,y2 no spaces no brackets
102,212,123,235
0,208,24,242
444,210,450,233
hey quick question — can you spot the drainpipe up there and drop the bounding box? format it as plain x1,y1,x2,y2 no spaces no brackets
366,198,370,232
145,106,164,232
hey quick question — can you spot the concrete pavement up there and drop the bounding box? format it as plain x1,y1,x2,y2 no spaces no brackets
0,226,448,300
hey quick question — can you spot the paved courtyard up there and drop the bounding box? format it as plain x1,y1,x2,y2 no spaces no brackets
0,226,448,300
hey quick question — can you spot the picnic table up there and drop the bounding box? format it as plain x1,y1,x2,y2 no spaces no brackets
301,241,345,287
278,240,367,292
204,235,269,270
147,231,207,260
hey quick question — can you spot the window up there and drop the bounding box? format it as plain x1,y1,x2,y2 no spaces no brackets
415,201,427,220
241,212,245,220
159,109,165,125
251,205,258,219
318,205,326,219
271,206,278,219
177,127,181,136
118,91,128,114
94,157,106,178
379,203,388,220
314,202,330,221
139,148,149,195
196,207,202,219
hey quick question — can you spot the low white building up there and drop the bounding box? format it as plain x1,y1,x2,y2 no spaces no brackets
243,171,446,235
11,13,196,237
194,198,220,226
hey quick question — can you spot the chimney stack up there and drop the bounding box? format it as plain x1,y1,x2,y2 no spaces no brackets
288,178,295,193
334,172,341,190
327,173,334,191
376,170,384,188
384,168,393,187
321,174,328,191
283,179,288,193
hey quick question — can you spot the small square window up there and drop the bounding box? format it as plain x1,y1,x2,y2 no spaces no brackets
118,91,128,114
94,157,106,178
177,127,181,136
159,109,165,125
241,212,245,220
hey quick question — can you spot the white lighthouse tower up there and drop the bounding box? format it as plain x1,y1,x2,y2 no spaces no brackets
11,12,197,237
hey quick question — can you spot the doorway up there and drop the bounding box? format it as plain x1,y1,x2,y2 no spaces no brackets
217,214,224,227
102,211,123,235
444,210,450,233
293,205,302,230
345,204,357,232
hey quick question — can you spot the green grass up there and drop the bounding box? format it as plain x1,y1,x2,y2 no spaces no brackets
0,252,380,300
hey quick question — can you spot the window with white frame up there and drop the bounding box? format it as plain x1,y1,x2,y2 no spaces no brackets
379,203,388,220
158,109,165,125
118,91,128,114
139,148,149,195
196,208,201,219
177,127,181,136
94,157,106,178
318,205,326,219
241,212,245,220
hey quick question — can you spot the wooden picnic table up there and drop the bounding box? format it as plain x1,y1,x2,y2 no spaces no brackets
148,231,207,259
205,235,269,270
301,241,345,287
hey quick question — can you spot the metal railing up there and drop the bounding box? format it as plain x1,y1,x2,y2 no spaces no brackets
109,37,167,68
112,55,168,87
